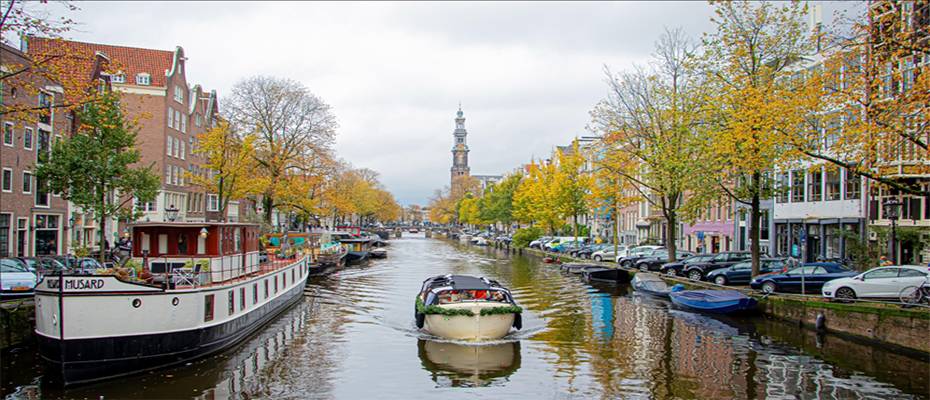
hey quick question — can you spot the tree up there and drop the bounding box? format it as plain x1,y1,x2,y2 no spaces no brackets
588,141,639,256
35,91,159,262
513,160,563,234
554,141,593,241
224,76,338,224
591,27,710,262
699,1,815,275
189,120,266,221
480,174,522,231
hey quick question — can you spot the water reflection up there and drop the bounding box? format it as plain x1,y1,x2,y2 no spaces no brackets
417,340,521,388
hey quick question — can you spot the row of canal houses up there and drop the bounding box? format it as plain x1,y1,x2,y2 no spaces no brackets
0,36,261,259
544,2,930,265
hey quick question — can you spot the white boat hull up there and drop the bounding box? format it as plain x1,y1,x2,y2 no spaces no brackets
423,302,515,340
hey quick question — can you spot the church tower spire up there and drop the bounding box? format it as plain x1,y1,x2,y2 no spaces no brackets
450,106,470,186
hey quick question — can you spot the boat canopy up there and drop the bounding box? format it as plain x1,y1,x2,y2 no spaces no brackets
422,275,505,292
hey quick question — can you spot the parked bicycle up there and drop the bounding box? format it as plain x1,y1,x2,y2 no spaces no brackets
898,275,930,306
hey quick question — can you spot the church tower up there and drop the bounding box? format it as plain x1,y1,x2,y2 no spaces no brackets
450,106,470,185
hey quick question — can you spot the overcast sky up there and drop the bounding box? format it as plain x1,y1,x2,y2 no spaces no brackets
50,1,855,206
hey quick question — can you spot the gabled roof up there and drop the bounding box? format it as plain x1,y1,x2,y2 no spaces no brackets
26,36,174,87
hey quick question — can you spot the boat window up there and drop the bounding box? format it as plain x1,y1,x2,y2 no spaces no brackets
204,294,214,322
240,287,246,310
264,280,269,299
274,276,278,294
228,290,235,315
253,283,258,304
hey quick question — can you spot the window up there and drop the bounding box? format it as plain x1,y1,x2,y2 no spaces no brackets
175,110,181,131
166,136,173,156
264,280,269,299
22,172,31,194
881,62,894,98
165,166,171,185
174,85,184,103
863,268,898,280
1,169,12,192
274,276,278,294
825,169,841,200
240,287,246,310
777,172,789,203
181,114,187,133
900,269,926,278
228,290,235,315
135,196,156,212
253,283,258,304
173,137,180,157
112,73,125,84
23,128,33,150
760,210,769,241
37,130,50,162
204,294,214,322
38,92,51,124
136,73,151,85
808,169,822,202
167,107,174,129
195,113,203,127
2,123,12,146
207,194,219,212
900,57,915,93
180,141,185,160
791,170,805,202
35,177,49,207
845,170,860,200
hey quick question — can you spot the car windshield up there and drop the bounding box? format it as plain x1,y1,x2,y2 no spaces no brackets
1,258,28,273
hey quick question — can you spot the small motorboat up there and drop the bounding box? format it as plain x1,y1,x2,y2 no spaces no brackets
542,256,562,264
632,273,674,298
582,267,631,284
415,275,522,340
473,237,489,246
559,263,601,274
370,247,388,258
459,234,473,243
668,287,757,314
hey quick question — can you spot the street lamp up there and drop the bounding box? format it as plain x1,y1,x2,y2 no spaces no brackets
165,204,179,222
883,197,902,264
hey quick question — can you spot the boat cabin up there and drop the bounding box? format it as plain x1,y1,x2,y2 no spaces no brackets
419,275,515,306
131,222,262,285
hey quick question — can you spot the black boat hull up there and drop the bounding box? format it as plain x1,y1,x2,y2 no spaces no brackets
345,251,369,265
37,280,306,386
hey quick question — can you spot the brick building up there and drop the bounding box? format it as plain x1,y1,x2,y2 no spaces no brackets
0,43,111,257
25,38,229,252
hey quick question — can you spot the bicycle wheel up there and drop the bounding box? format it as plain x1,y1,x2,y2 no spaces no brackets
899,285,922,305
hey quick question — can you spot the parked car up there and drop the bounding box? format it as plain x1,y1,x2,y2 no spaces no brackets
18,256,68,277
705,258,787,286
53,256,104,275
680,251,752,281
750,262,856,294
658,254,717,276
591,245,630,262
634,250,695,272
552,239,587,253
574,244,610,259
1,258,38,298
616,246,664,267
544,237,578,251
822,265,930,300
529,236,553,249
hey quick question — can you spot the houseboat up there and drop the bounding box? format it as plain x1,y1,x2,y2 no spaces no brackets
310,233,347,276
415,275,522,341
33,222,309,386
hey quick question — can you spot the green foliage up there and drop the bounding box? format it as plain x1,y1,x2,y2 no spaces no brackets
512,226,544,248
479,305,523,316
35,91,159,259
841,230,883,272
415,296,474,316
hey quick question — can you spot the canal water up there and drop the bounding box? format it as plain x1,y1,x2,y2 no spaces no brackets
2,234,928,399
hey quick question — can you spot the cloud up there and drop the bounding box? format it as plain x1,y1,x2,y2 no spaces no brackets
55,1,728,205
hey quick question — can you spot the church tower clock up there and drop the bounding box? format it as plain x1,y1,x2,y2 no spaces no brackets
450,106,470,185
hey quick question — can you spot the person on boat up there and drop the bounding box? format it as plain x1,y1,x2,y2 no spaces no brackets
472,290,488,300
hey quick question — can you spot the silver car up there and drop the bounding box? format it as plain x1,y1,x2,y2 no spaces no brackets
1,258,38,297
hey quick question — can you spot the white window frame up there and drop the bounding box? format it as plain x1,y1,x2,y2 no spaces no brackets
167,107,174,129
22,171,31,194
180,141,186,160
181,113,187,133
23,127,33,150
166,136,173,157
1,168,12,192
165,166,171,185
174,86,184,103
174,110,181,131
173,137,180,157
3,122,13,146
112,73,125,84
136,73,151,86
207,194,219,212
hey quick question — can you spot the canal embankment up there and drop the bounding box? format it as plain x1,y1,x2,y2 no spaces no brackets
0,299,34,349
475,237,930,355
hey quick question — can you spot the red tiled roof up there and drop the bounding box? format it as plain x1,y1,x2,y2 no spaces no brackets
27,36,174,87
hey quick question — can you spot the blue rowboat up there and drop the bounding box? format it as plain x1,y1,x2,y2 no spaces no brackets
669,288,757,314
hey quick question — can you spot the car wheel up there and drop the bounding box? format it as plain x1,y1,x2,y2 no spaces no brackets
665,269,676,277
835,287,857,301
688,270,702,281
714,275,727,286
593,255,602,262
639,264,648,272
761,281,777,294
621,261,631,268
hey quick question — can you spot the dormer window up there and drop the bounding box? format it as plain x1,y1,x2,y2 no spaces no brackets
174,86,184,103
111,73,125,83
136,73,151,86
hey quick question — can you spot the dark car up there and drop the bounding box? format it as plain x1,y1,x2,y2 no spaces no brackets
617,247,664,268
53,256,104,275
749,262,856,294
574,244,609,259
681,251,752,281
705,258,787,286
658,254,717,276
18,256,69,277
635,250,695,272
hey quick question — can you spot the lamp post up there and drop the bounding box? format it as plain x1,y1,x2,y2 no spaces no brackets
165,204,179,222
882,197,902,264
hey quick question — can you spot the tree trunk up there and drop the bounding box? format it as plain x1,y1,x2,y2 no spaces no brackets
573,214,579,243
750,172,762,276
99,190,107,265
614,202,620,257
666,206,678,263
262,195,273,225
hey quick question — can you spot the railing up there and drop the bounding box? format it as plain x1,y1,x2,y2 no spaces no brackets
123,252,306,289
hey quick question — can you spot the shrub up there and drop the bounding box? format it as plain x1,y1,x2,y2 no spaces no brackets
512,226,544,248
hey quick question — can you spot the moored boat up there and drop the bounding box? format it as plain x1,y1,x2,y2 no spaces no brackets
631,273,674,298
34,222,310,386
370,247,388,258
668,288,757,314
415,275,522,341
